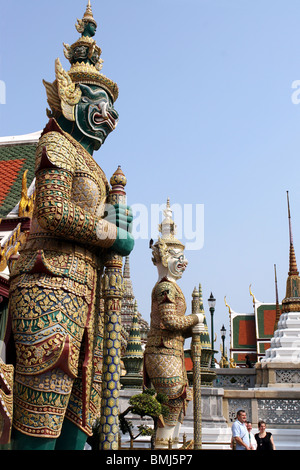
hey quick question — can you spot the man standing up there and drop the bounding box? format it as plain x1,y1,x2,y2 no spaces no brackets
231,410,251,450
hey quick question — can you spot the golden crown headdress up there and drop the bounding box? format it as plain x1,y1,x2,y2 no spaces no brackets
151,199,185,267
43,1,118,121
76,0,97,30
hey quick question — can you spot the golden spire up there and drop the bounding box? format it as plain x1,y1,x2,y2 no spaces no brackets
282,191,300,312
287,191,299,275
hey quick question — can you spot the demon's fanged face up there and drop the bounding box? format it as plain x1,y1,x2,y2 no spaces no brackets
75,84,119,150
167,248,188,279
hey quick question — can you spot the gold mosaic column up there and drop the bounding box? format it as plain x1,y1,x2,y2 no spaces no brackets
191,332,202,450
99,167,126,450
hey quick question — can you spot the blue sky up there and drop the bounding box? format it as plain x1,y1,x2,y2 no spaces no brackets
2,0,300,357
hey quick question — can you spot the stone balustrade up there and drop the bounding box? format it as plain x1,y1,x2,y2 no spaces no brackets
213,367,256,389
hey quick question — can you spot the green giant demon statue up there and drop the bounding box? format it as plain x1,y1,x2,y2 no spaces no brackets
3,2,134,450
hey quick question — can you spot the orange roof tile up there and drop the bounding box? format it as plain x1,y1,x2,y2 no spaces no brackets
0,159,25,205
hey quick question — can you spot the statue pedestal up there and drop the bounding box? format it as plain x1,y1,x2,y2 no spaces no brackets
180,387,231,449
183,387,227,428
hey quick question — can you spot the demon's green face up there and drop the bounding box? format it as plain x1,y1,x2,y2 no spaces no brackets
75,84,119,150
83,21,97,38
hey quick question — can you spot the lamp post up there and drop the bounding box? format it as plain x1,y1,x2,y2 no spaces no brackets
221,324,226,364
208,293,216,368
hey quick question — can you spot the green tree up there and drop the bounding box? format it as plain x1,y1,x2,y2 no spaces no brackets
87,389,169,450
119,389,169,449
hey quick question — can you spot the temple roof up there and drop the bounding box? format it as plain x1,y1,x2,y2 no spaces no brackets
0,132,39,218
0,132,39,303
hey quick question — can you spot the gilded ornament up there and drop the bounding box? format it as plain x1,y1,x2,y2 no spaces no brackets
18,170,36,217
55,58,82,121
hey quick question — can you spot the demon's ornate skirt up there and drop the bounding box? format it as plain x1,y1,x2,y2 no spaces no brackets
144,350,192,426
9,257,103,438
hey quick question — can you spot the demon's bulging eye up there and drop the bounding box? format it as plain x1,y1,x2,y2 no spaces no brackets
75,84,118,150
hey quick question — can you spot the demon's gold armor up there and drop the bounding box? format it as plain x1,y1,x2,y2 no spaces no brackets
2,2,134,450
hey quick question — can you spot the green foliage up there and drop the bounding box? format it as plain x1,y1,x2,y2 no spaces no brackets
137,424,155,438
129,392,163,419
134,388,169,413
119,389,169,443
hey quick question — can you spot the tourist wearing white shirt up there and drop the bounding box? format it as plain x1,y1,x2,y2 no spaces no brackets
231,410,250,450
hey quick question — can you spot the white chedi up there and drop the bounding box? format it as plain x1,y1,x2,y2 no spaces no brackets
263,310,300,363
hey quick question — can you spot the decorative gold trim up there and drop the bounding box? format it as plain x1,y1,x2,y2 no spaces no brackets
224,296,232,315
55,59,82,121
0,224,27,272
18,170,35,217
249,284,256,305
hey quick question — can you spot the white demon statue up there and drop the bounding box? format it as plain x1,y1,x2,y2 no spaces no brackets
144,199,204,449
